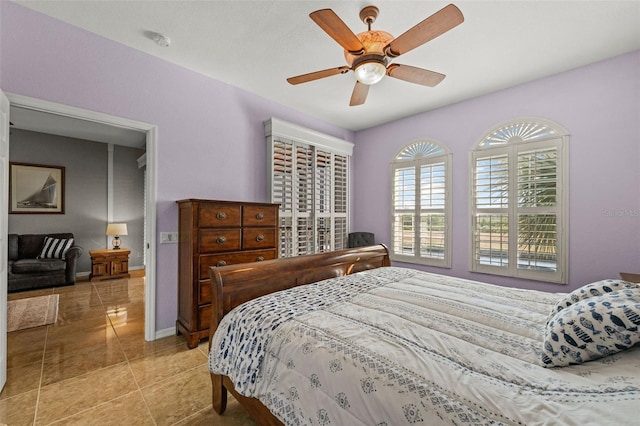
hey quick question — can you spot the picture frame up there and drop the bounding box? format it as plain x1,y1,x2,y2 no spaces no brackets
9,162,65,214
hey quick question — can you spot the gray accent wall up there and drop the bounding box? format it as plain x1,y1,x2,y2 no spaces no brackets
8,129,145,274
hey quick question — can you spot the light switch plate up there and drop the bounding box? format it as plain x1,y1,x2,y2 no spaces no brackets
160,232,178,243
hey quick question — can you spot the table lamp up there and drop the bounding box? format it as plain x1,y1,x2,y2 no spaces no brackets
106,223,128,249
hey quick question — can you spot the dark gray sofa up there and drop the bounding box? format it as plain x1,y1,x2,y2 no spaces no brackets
8,233,83,293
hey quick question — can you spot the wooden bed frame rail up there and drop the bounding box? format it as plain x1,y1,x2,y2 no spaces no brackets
208,244,391,423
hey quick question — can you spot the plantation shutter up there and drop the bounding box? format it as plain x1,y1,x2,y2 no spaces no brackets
392,166,417,256
420,161,446,259
266,118,353,258
473,152,509,268
390,140,451,267
471,119,568,283
516,146,559,272
333,153,348,251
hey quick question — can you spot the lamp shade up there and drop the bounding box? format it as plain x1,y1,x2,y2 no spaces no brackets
106,223,128,236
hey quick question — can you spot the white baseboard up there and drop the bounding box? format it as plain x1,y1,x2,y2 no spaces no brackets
153,327,177,340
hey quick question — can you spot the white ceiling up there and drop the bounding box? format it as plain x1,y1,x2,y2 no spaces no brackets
10,106,147,148
12,0,640,133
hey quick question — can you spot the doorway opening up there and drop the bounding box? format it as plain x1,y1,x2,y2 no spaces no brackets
6,93,158,341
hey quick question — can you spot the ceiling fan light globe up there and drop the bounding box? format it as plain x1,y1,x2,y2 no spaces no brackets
354,61,386,85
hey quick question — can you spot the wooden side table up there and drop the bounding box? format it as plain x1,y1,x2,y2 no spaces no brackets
89,248,131,282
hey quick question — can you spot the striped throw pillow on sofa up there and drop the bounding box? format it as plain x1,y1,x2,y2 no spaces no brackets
38,237,74,260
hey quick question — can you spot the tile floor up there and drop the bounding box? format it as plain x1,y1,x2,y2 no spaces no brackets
1,273,256,425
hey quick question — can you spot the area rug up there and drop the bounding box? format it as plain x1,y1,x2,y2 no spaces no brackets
7,294,59,332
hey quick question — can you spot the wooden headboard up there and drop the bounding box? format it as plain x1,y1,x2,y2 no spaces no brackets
208,244,390,342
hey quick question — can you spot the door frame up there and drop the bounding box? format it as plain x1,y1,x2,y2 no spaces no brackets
6,92,158,342
0,90,9,392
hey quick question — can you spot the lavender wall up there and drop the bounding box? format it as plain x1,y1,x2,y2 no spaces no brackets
0,2,354,332
2,2,639,334
353,50,640,293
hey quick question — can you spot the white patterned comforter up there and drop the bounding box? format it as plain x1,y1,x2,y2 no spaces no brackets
209,267,640,425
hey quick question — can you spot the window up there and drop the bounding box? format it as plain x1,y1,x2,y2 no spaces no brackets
266,118,353,258
471,119,569,283
391,140,451,267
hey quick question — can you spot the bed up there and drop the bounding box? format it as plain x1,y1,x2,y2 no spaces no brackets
207,244,640,425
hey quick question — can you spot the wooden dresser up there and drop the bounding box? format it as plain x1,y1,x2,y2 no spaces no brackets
176,199,279,348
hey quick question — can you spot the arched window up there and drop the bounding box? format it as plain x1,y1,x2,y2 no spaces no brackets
391,140,451,267
471,118,569,283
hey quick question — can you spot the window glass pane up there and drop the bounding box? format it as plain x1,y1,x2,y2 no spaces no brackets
518,148,557,207
393,214,415,255
279,216,293,257
420,213,445,259
334,217,347,251
475,214,508,267
296,145,313,213
394,167,416,209
296,217,313,256
475,155,508,208
518,214,557,271
273,139,293,211
316,217,331,252
420,162,445,209
334,154,347,214
315,150,331,214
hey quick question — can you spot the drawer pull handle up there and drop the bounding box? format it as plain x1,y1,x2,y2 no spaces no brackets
256,234,265,242
216,260,227,267
256,213,265,220
216,236,227,244
256,256,265,262
216,212,227,220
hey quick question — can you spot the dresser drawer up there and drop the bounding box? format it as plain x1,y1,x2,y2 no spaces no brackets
243,205,279,227
198,249,277,305
199,228,241,253
198,249,277,280
198,304,211,330
199,203,241,228
243,227,277,250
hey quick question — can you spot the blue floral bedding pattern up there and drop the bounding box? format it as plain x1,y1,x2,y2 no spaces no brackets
209,268,640,425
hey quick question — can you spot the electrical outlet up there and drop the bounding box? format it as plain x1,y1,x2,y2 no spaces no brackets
160,232,179,243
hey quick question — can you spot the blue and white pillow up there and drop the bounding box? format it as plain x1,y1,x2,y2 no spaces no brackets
542,287,640,367
38,237,74,260
547,279,638,323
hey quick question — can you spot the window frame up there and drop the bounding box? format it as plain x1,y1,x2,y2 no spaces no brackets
390,140,452,268
469,118,569,284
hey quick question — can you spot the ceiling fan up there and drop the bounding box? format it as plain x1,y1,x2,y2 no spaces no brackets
287,4,464,106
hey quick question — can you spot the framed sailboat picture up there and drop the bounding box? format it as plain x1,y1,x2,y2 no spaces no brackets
9,163,65,214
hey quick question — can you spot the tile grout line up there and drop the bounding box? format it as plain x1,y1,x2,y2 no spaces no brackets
32,319,49,426
32,286,57,426
94,281,158,426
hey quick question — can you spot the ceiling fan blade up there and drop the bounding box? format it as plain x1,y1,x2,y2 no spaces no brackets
349,81,370,106
387,64,445,87
287,66,350,85
385,4,464,58
310,9,365,55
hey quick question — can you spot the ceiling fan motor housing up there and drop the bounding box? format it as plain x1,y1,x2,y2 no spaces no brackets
344,30,394,66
